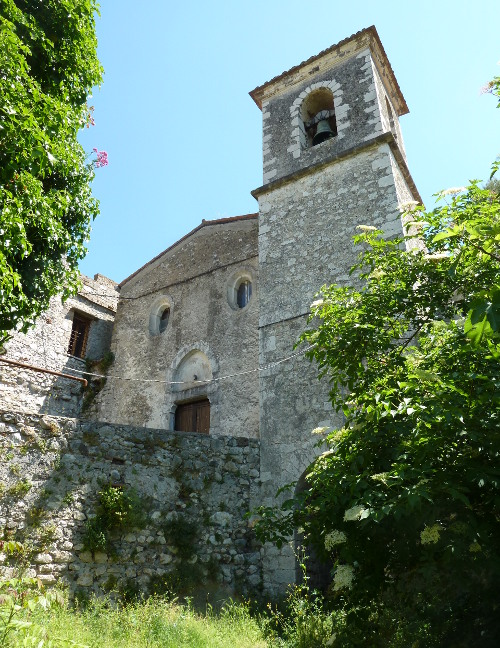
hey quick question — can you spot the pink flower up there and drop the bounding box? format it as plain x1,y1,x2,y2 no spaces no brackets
93,149,109,168
480,81,494,95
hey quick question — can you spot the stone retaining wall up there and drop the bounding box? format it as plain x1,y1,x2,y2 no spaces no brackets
0,410,261,599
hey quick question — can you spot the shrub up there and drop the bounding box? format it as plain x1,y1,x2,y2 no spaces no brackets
83,485,146,555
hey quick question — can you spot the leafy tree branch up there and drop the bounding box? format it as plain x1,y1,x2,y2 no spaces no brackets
0,0,103,344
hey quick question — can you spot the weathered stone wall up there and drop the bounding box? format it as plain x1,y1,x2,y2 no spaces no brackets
372,62,406,161
0,274,118,418
254,36,420,591
97,217,260,438
260,49,385,185
0,409,261,598
255,144,404,592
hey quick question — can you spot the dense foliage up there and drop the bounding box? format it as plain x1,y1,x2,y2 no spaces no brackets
255,84,500,645
0,0,103,344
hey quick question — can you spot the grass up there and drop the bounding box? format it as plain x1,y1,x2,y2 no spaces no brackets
16,596,269,648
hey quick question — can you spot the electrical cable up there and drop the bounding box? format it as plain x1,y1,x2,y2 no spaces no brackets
60,343,317,385
77,255,259,302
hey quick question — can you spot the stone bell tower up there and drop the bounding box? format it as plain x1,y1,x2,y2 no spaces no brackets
250,26,421,593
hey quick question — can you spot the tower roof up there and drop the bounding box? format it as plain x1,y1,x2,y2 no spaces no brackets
250,26,408,117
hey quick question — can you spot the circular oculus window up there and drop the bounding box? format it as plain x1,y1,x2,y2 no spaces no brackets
227,271,254,310
236,279,252,308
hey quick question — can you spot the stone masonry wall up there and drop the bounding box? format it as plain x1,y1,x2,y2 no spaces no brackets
0,274,118,418
261,49,383,185
0,409,261,599
255,142,411,593
97,218,260,437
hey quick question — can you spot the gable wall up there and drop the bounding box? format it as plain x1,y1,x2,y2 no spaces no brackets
97,220,260,437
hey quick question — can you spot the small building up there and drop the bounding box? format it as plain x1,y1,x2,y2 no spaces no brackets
0,273,118,417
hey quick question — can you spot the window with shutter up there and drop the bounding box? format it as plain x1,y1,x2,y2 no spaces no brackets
67,312,92,359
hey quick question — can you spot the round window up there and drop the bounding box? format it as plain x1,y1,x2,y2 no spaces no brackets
159,307,170,332
226,270,254,311
149,295,174,336
236,280,252,309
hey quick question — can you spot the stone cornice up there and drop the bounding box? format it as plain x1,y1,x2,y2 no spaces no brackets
251,132,422,204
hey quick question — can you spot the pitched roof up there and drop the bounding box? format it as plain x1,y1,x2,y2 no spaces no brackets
119,213,258,288
250,25,408,115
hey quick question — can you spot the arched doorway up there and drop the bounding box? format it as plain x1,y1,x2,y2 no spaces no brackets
294,468,333,593
174,398,210,434
170,349,213,434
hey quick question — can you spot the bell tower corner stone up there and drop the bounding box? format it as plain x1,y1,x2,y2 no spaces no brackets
250,26,422,594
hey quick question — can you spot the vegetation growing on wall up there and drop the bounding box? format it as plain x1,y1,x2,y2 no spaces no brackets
83,485,146,554
82,351,115,412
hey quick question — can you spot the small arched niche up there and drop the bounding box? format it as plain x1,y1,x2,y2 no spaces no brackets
149,295,173,336
173,349,213,392
301,87,338,148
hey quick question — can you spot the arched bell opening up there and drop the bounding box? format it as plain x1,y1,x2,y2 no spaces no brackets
300,87,338,148
294,468,333,593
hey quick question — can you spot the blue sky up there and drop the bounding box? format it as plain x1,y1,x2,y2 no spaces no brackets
78,0,500,283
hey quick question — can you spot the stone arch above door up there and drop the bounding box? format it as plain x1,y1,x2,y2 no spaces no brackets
166,342,219,432
172,349,213,391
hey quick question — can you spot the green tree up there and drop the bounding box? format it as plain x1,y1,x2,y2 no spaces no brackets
0,0,103,344
255,112,500,646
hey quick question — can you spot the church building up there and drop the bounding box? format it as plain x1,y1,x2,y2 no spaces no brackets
94,25,421,589
0,26,421,595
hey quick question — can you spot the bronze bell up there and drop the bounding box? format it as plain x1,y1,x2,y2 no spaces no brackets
313,119,334,146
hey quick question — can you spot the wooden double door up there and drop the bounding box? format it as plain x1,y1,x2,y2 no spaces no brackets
174,399,210,434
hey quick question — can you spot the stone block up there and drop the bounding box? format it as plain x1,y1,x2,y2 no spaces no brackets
210,511,233,527
52,551,74,564
76,572,93,587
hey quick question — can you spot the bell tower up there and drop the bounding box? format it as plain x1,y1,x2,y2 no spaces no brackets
250,26,421,594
